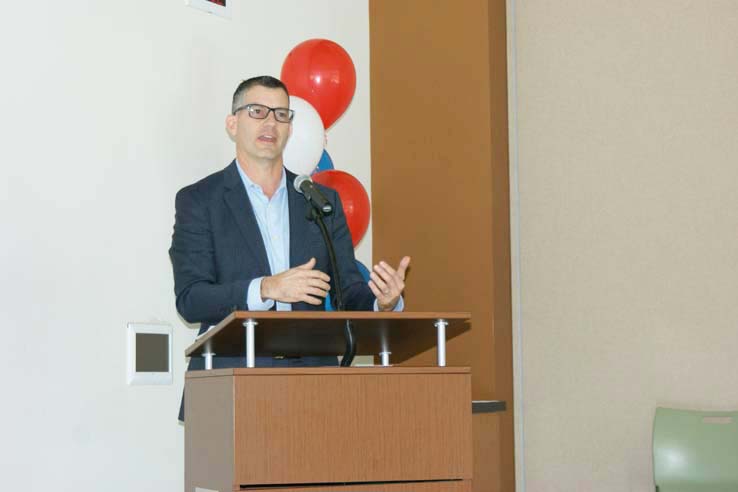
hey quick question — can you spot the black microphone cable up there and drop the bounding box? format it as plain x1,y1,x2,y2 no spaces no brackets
308,205,356,367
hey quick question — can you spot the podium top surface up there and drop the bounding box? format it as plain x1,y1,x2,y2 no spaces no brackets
185,311,471,361
186,366,471,378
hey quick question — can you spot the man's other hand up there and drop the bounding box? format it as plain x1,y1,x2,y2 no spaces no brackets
369,256,411,311
261,258,331,305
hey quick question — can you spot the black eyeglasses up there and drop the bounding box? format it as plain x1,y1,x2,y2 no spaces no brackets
233,103,294,123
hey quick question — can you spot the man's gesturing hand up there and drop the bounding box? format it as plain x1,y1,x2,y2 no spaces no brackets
261,258,331,306
369,256,411,312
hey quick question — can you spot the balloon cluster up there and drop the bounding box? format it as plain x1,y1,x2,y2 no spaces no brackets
281,39,370,249
280,39,372,311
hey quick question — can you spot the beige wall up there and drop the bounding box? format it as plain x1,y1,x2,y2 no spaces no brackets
512,1,738,490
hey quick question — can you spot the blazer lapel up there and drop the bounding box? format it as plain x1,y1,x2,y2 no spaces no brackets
222,160,271,275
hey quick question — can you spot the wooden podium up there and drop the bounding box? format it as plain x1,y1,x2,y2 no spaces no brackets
184,312,473,492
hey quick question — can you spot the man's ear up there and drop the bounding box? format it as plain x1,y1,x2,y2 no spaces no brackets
225,114,237,139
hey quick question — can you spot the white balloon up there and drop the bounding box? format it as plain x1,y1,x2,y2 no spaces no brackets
283,96,325,176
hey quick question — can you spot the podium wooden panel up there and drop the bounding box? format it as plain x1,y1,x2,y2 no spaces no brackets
185,313,473,492
186,367,472,492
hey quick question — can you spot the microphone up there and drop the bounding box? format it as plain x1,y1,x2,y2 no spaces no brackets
294,175,333,215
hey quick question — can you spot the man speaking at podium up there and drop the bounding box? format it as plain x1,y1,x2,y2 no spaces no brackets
169,76,410,401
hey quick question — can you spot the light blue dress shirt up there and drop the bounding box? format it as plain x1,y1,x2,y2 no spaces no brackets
237,163,291,311
236,162,403,312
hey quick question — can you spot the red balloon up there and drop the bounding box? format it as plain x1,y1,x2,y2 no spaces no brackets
312,170,370,247
281,39,356,130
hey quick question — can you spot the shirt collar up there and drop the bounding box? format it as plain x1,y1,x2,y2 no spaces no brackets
235,160,287,196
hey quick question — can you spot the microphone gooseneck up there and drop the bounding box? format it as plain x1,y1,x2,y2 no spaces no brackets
296,175,356,366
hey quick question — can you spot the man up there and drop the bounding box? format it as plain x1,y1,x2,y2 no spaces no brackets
169,76,410,389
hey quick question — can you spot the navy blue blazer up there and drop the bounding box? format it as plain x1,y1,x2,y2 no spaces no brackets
170,161,375,421
169,160,375,332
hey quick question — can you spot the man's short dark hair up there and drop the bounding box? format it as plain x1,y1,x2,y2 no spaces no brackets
231,76,289,114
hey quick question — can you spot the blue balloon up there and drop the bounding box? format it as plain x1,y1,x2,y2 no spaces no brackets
355,260,371,281
313,150,335,174
324,259,371,311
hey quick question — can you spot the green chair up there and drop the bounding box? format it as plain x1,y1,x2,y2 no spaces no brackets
653,407,738,492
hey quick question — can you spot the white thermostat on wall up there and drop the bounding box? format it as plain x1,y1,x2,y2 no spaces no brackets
127,323,173,385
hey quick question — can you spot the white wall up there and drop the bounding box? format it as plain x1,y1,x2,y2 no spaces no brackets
511,1,738,491
0,1,370,490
